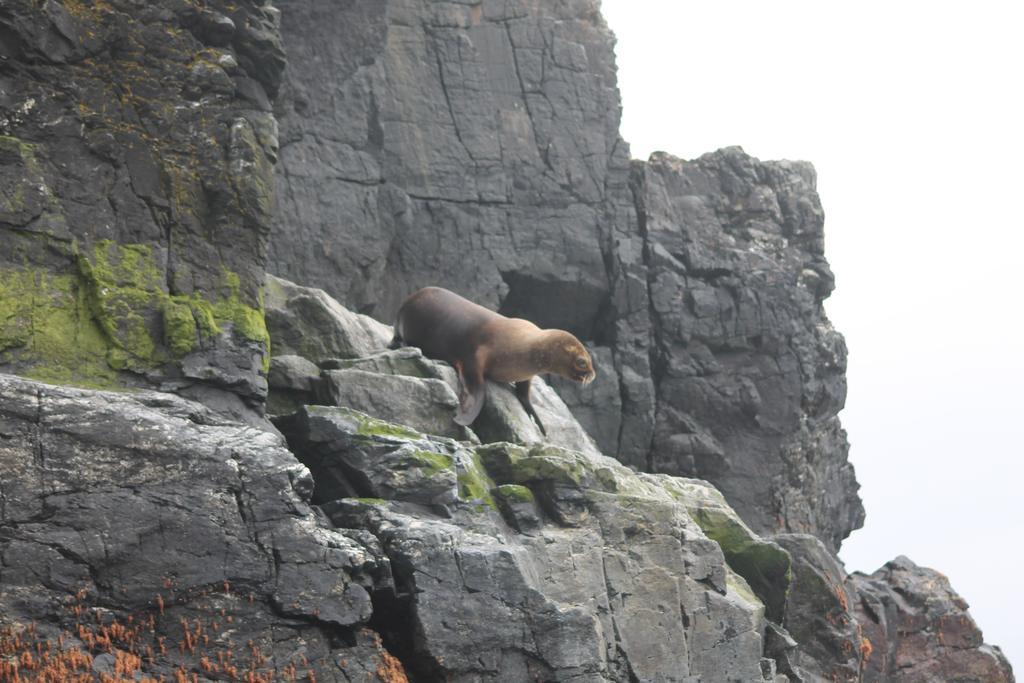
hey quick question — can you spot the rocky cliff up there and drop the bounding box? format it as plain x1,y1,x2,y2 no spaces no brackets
269,0,861,552
0,0,1014,681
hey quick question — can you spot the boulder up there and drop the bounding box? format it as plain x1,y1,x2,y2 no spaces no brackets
320,367,475,441
264,273,393,363
635,150,863,553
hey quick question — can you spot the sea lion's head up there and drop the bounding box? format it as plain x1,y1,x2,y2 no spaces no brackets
545,330,596,385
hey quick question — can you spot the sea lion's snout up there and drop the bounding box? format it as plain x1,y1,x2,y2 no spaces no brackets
570,353,596,384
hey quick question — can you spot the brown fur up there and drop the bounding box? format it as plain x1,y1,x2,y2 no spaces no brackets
390,286,595,432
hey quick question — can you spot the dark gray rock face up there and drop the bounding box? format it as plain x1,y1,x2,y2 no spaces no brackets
0,0,283,422
0,373,401,680
270,0,862,553
849,557,1015,683
636,151,863,553
271,0,629,325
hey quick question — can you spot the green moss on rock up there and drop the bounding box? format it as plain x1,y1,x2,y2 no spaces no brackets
690,506,792,622
350,497,387,506
187,297,219,339
1,239,271,387
162,300,197,356
77,240,164,366
458,451,497,509
478,443,587,488
0,268,35,351
356,416,422,440
408,449,455,477
305,405,423,441
0,267,119,389
0,135,37,163
209,269,271,372
212,269,271,344
493,484,535,504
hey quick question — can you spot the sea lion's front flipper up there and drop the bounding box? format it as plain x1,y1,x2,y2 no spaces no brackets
515,380,546,436
454,360,486,426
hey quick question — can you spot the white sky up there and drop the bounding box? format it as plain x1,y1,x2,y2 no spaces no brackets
601,0,1023,672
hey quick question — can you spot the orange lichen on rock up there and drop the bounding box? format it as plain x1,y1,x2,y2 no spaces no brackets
2,624,94,682
375,649,409,683
833,582,850,611
860,636,874,663
2,578,350,682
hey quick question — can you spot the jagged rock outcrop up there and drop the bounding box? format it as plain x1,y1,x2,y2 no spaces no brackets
764,535,1015,683
264,273,393,364
0,0,283,424
849,557,1015,682
280,404,779,682
269,0,863,552
0,279,1014,681
635,151,862,552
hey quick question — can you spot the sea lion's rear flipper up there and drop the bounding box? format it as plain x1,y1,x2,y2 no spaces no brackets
388,330,403,350
388,316,405,350
454,360,486,426
515,380,546,436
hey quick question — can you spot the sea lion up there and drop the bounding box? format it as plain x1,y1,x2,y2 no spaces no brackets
389,286,596,434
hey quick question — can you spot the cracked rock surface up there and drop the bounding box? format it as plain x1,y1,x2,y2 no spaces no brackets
0,373,400,681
